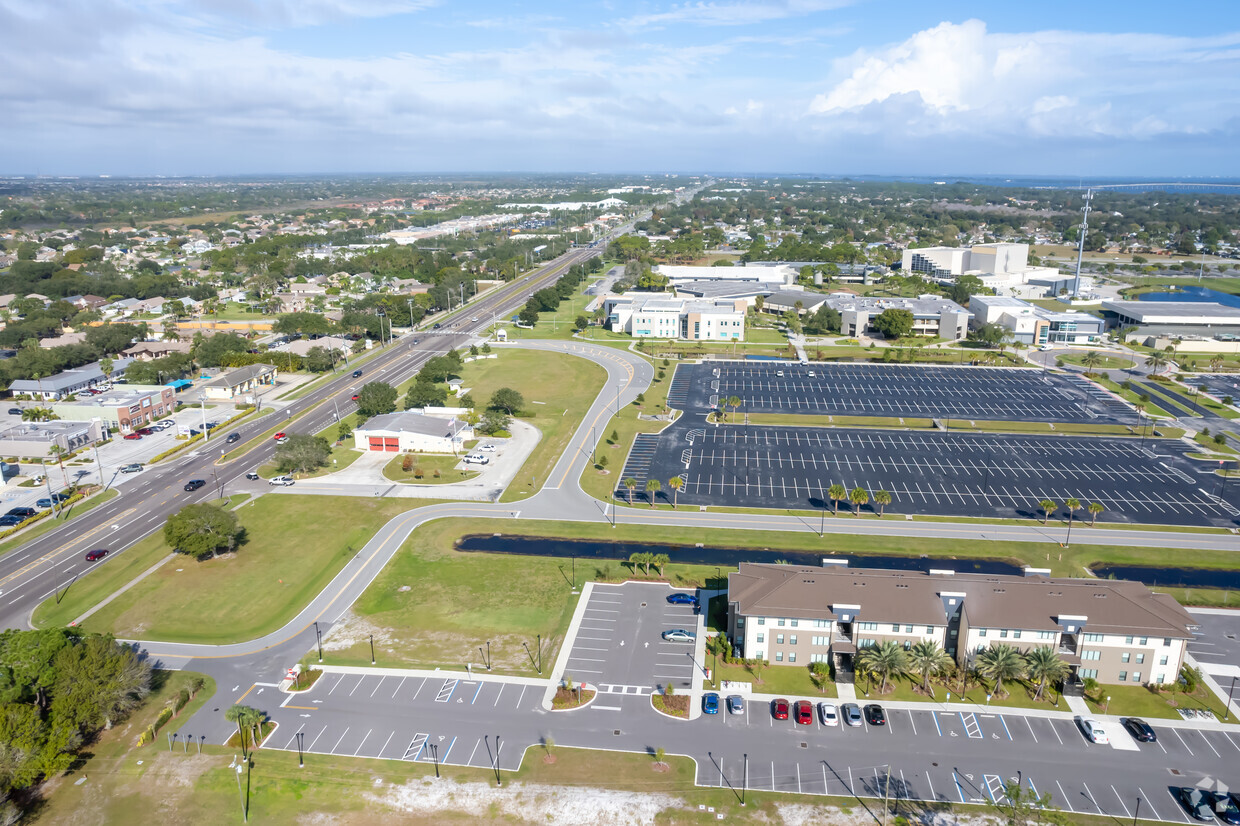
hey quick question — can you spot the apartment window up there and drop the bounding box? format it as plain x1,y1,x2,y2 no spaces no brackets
789,636,798,646
891,623,900,633
737,618,745,627
790,620,799,628
757,618,765,626
858,622,878,631
999,630,1008,638
1125,636,1134,645
778,618,786,627
858,638,875,648
926,626,935,635
1012,631,1021,640
811,654,829,663
754,650,764,660
1082,650,1100,661
813,620,829,629
776,634,784,645
1117,671,1127,681
1038,631,1055,640
1083,633,1104,643
776,652,783,662
1121,653,1130,663
1079,668,1098,679
904,640,912,650
1136,654,1145,664
1139,637,1148,646
756,633,765,644
1131,671,1141,683
788,652,797,663
978,629,987,638
977,644,987,654
1159,656,1169,666
1163,637,1172,646
1156,673,1165,683
812,636,829,646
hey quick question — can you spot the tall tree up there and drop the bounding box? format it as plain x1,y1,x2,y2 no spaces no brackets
907,641,953,697
1087,501,1104,526
856,640,908,695
873,489,892,517
848,486,869,516
356,381,397,418
1039,499,1057,525
667,476,683,509
645,478,661,507
1024,646,1070,702
974,644,1027,699
163,503,242,559
827,483,847,515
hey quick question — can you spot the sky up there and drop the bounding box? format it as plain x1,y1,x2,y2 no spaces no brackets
2,0,1238,177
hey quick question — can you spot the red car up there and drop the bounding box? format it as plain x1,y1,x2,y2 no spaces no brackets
84,549,109,562
794,700,814,725
136,427,154,436
351,394,359,401
274,432,286,440
123,433,142,440
772,698,790,720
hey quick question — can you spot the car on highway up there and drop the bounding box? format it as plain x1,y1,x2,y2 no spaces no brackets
351,394,359,401
123,432,142,440
470,316,479,322
1212,793,1240,825
5,507,37,519
274,432,288,444
1079,718,1108,744
1122,717,1156,743
772,698,789,720
119,463,143,474
84,549,109,562
478,443,498,452
818,702,838,726
793,700,813,725
864,704,886,726
352,370,363,378
666,593,698,607
727,695,744,715
412,338,419,344
841,703,863,727
702,693,719,715
432,323,441,329
269,476,295,486
661,629,695,642
226,432,240,444
183,479,206,492
245,471,260,481
1175,787,1217,822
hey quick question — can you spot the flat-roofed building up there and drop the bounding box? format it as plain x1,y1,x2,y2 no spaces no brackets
50,385,175,432
602,294,746,341
1100,300,1240,339
0,419,106,458
353,411,471,454
727,562,1196,688
970,296,1104,345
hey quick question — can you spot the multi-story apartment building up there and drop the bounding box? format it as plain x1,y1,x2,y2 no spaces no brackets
726,562,1196,688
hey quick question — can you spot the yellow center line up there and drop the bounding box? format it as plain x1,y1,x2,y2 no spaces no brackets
0,507,138,589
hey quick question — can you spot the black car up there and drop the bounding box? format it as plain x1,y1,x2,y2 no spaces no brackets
1212,793,1240,826
5,507,37,519
226,432,240,444
1121,717,1156,742
183,479,206,492
432,323,441,329
1176,787,1217,822
863,704,886,726
352,370,363,378
0,515,22,527
7,408,21,415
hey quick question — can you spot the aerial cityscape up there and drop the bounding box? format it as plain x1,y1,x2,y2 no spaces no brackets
1,1,1240,825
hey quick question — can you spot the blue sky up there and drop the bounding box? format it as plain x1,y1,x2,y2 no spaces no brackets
2,0,1238,176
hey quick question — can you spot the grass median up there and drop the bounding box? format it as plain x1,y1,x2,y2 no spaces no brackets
33,495,447,643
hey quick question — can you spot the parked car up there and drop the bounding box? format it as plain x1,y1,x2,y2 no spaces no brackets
226,432,240,444
84,549,109,562
1079,719,1108,744
793,700,813,725
119,463,143,474
666,593,698,607
702,693,719,715
1121,717,1156,743
1175,787,1217,822
245,471,260,481
35,499,54,509
818,702,838,726
352,370,363,378
0,515,23,527
183,479,206,492
123,433,142,440
5,507,37,519
136,427,154,436
462,454,490,465
478,443,498,452
841,703,863,727
269,476,295,486
727,695,744,715
772,698,790,720
864,704,886,726
7,408,22,415
49,492,69,503
661,629,695,642
1211,793,1240,825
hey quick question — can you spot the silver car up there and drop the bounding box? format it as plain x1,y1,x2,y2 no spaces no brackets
841,703,863,727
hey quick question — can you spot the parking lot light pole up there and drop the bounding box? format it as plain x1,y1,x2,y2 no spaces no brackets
369,634,375,665
199,393,210,442
742,753,747,806
1225,676,1237,722
1133,796,1141,826
297,732,304,768
228,756,247,823
314,622,322,662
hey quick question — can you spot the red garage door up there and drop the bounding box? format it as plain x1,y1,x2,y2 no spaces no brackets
383,438,399,452
367,437,384,451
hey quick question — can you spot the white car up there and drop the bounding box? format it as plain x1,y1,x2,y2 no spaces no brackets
1080,719,1109,744
478,443,498,452
818,702,838,726
462,454,489,465
269,475,295,487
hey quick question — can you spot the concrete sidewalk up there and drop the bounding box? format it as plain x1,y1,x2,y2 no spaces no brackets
310,663,551,688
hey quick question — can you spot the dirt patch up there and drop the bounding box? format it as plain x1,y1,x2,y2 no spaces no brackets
320,612,399,653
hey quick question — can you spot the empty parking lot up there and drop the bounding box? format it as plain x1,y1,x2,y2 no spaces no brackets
621,423,1240,526
678,362,1134,423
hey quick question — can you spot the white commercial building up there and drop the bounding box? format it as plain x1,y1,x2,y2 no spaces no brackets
969,296,1105,345
654,263,794,288
602,294,746,341
353,411,472,454
902,243,1077,297
794,294,971,340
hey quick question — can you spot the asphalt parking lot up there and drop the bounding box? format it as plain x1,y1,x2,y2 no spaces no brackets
1191,373,1240,402
621,423,1240,526
1186,609,1240,677
677,362,1133,423
561,582,703,698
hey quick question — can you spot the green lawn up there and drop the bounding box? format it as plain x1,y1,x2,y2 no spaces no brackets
580,352,671,503
382,453,478,484
860,674,1063,711
33,496,444,643
1060,354,1135,370
704,661,836,698
1090,376,1176,418
1083,683,1234,722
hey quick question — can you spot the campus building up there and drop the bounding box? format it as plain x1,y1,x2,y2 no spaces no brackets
901,243,1075,297
726,562,1196,689
969,296,1105,345
653,264,795,289
1100,300,1240,339
601,294,747,341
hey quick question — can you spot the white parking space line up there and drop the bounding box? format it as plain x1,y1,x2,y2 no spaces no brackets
1165,788,1194,823
378,731,395,758
327,674,347,695
348,676,365,696
307,725,329,752
470,683,483,704
907,711,917,736
329,727,351,753
353,730,371,756
493,684,505,707
370,676,385,697
1111,786,1131,818
1199,732,1222,757
1172,727,1195,756
410,677,427,701
467,738,481,766
1136,787,1162,822
389,676,405,699
1024,716,1038,743
1055,781,1075,813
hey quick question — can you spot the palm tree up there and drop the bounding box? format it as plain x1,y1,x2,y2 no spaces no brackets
21,407,58,422
726,395,742,423
245,707,268,751
624,477,637,505
974,644,1027,699
1065,497,1081,528
848,486,869,516
1024,646,1070,701
856,640,908,695
1039,499,1057,525
99,357,114,381
645,478,661,507
667,476,683,509
1087,501,1104,526
652,553,670,576
1080,351,1102,372
907,640,953,697
873,489,892,517
1146,352,1166,374
628,552,647,575
827,483,847,515
225,705,254,757
1211,355,1224,373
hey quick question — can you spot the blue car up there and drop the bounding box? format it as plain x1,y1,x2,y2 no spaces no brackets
667,593,699,606
702,693,719,714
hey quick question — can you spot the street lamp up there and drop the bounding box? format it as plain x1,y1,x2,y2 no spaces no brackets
228,756,247,822
1104,695,1111,714
198,393,210,442
296,731,304,768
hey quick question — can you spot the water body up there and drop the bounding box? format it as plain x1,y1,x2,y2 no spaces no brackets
1091,565,1240,591
1138,285,1240,309
456,534,1020,575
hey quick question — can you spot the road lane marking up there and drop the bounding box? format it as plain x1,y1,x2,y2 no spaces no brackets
330,727,350,753
353,729,371,756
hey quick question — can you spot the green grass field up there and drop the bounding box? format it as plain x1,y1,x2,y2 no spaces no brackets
1082,683,1231,721
579,353,671,503
382,453,478,484
33,496,443,642
704,661,837,698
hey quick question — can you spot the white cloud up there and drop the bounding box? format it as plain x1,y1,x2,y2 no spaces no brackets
619,0,854,29
808,20,1240,140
